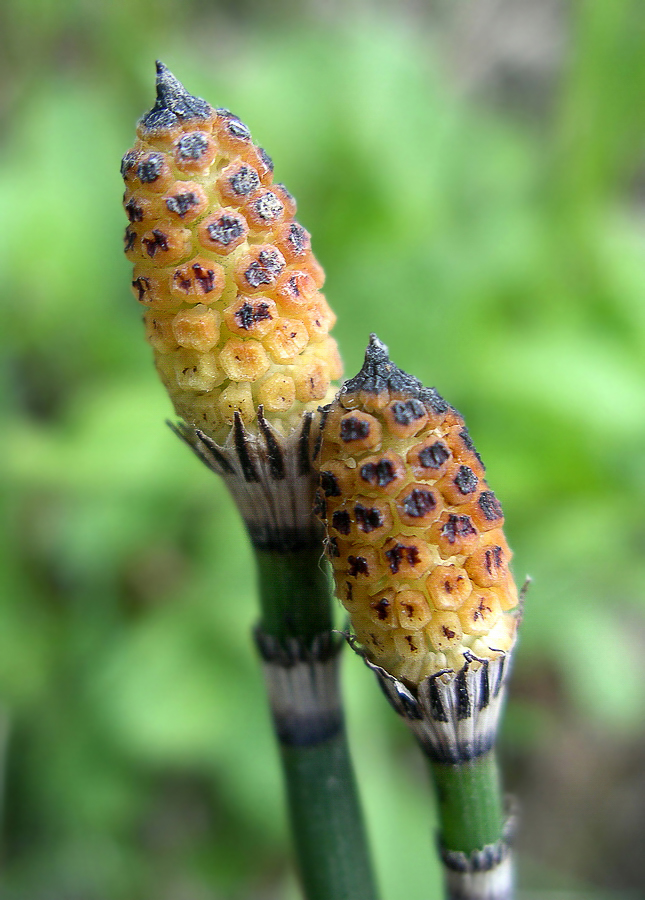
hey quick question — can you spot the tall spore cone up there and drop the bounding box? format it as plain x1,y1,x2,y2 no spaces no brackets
121,63,342,545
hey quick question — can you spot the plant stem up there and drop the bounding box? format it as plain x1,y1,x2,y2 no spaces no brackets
253,545,379,900
281,737,376,900
361,646,515,899
428,750,505,856
254,548,333,641
426,748,513,900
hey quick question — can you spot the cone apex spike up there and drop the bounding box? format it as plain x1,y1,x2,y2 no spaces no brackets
340,334,453,418
367,333,388,355
139,61,212,131
342,333,422,398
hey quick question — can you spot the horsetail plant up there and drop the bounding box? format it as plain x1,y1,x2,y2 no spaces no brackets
121,62,377,900
315,335,521,900
122,61,524,900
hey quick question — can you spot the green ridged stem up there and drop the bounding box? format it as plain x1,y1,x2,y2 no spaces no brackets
428,750,506,855
254,547,333,641
253,546,379,900
280,737,377,900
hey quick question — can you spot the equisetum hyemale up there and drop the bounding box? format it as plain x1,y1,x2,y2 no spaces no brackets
121,65,379,900
316,335,521,900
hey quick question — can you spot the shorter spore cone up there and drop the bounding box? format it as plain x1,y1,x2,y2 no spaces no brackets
316,335,519,687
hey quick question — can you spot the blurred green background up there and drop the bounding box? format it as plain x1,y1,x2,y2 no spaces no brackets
2,0,645,897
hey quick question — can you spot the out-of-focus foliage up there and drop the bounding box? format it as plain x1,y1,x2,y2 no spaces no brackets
2,1,645,898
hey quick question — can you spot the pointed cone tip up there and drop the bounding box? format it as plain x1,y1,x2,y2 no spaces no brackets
342,333,419,397
139,61,212,130
364,333,390,364
342,334,453,417
154,60,178,94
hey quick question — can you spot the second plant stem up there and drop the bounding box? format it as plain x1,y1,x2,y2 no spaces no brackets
429,750,505,855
